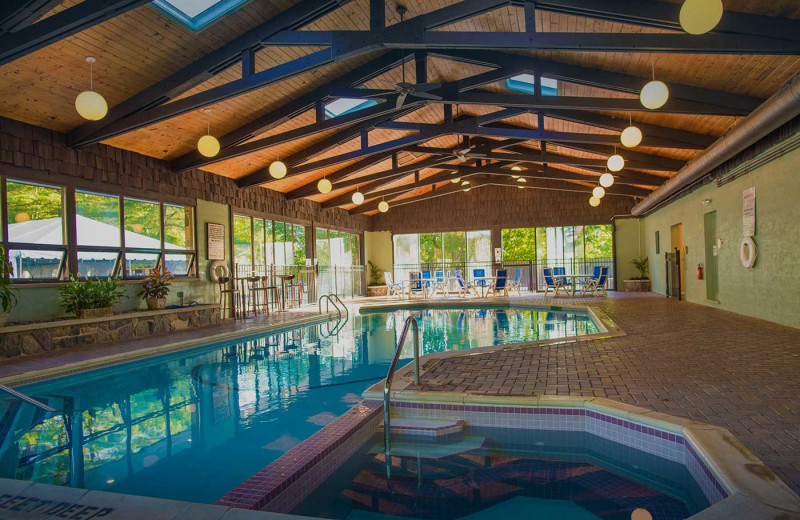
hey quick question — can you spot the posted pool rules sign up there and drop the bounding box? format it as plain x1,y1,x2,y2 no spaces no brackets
743,187,756,237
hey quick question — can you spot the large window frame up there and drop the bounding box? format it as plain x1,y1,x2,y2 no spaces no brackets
232,213,309,268
315,227,361,267
1,177,197,282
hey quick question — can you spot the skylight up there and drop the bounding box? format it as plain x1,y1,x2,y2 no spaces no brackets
505,74,559,96
324,98,378,119
152,0,250,31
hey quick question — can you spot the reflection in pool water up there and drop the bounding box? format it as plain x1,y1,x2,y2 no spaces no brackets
0,307,598,503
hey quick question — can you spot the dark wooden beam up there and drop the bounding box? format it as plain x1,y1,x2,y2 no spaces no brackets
0,0,63,34
0,0,151,66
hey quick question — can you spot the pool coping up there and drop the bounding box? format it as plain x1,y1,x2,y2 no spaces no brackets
360,390,800,519
0,312,338,387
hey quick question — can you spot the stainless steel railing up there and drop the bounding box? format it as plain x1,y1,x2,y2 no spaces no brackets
318,293,347,319
384,316,420,454
0,385,55,412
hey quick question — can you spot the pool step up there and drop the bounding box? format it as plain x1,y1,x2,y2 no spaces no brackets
369,435,489,460
380,417,465,437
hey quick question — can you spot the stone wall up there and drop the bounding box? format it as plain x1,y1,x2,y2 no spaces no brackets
370,183,635,233
0,117,369,232
0,305,220,358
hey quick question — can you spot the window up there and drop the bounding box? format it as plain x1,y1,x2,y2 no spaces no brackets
325,98,379,119
233,215,252,266
317,227,362,266
152,0,250,31
1,180,196,281
316,228,330,266
5,180,66,280
232,214,308,268
505,74,559,96
442,232,466,263
466,230,491,263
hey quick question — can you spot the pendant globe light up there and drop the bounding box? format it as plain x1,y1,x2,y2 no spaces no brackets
621,113,643,148
464,188,471,193
607,147,625,172
378,200,390,213
593,186,606,199
269,157,287,179
517,177,526,183
75,57,108,121
589,196,601,207
679,0,723,35
599,169,615,188
640,60,669,110
451,177,461,183
352,188,365,205
317,177,332,194
197,109,221,158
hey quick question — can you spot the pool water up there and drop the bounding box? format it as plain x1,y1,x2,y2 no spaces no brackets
293,428,711,520
0,306,598,503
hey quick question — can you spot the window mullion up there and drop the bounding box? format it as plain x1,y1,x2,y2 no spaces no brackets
65,186,78,279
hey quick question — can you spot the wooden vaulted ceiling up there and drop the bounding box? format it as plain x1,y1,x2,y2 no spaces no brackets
1,0,800,215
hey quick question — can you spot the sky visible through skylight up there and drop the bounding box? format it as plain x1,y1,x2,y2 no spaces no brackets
325,98,378,118
506,74,559,94
163,0,223,18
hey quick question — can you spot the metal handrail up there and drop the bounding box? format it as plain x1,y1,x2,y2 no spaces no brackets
0,385,55,412
384,316,420,453
318,294,342,319
329,294,349,319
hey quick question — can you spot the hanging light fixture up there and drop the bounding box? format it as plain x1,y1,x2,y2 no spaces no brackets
517,177,526,183
464,188,471,193
317,177,332,194
461,180,470,186
269,157,287,179
511,166,522,171
75,57,108,121
607,147,625,172
640,60,669,110
679,0,723,35
378,200,390,213
352,188,364,205
517,186,524,189
621,113,643,148
589,196,601,207
599,169,615,188
197,109,220,158
451,177,461,183
593,186,606,199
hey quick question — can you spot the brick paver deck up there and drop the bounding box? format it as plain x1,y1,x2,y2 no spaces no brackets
410,292,800,495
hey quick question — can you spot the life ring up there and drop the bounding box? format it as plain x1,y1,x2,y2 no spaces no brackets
740,237,757,268
208,260,230,283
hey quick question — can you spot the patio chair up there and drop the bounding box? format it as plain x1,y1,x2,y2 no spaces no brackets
472,268,489,296
582,266,609,296
579,266,603,296
454,270,478,297
409,272,425,298
553,266,568,285
430,270,448,297
543,267,569,297
507,268,522,295
421,270,433,296
488,269,508,297
384,272,404,298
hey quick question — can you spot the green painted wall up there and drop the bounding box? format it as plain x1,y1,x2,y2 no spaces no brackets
637,146,800,329
364,231,393,284
6,198,230,322
614,217,646,284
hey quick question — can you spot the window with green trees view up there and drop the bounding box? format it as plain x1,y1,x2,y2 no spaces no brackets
315,228,360,266
2,179,195,280
502,225,612,263
392,230,491,265
232,215,308,267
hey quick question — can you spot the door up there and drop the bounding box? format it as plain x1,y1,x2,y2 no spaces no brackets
704,211,719,301
670,223,684,298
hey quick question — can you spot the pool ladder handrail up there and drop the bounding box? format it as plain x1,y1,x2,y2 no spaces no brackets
384,316,420,454
0,385,55,412
318,293,348,319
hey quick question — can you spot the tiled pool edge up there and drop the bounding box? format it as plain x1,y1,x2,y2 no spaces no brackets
368,392,800,519
0,312,337,387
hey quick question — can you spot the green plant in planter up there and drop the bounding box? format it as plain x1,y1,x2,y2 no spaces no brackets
0,245,19,320
367,261,384,287
629,255,649,280
141,268,173,299
59,274,125,317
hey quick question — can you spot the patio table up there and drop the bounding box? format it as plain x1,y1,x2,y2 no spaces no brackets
471,276,495,297
560,273,593,295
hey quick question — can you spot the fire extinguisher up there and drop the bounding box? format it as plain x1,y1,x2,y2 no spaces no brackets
697,264,703,280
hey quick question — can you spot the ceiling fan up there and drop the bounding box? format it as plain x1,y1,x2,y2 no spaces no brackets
380,6,442,109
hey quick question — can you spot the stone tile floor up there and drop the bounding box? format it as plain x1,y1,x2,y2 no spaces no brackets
405,292,800,495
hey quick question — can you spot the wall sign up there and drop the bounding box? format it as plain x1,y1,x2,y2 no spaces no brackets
742,187,756,237
206,222,225,260
494,247,502,263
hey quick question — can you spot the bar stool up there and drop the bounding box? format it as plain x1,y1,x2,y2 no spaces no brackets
287,280,304,308
218,276,240,319
248,276,270,315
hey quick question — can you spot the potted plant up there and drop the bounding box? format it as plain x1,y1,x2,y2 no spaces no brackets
59,275,125,318
365,260,388,297
140,268,173,310
624,255,651,292
0,245,19,326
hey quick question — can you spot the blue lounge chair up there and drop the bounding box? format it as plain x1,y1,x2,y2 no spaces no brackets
488,269,508,297
553,266,567,285
543,267,569,297
384,272,404,298
430,270,448,297
507,267,522,295
582,266,609,296
455,270,477,297
409,272,426,298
